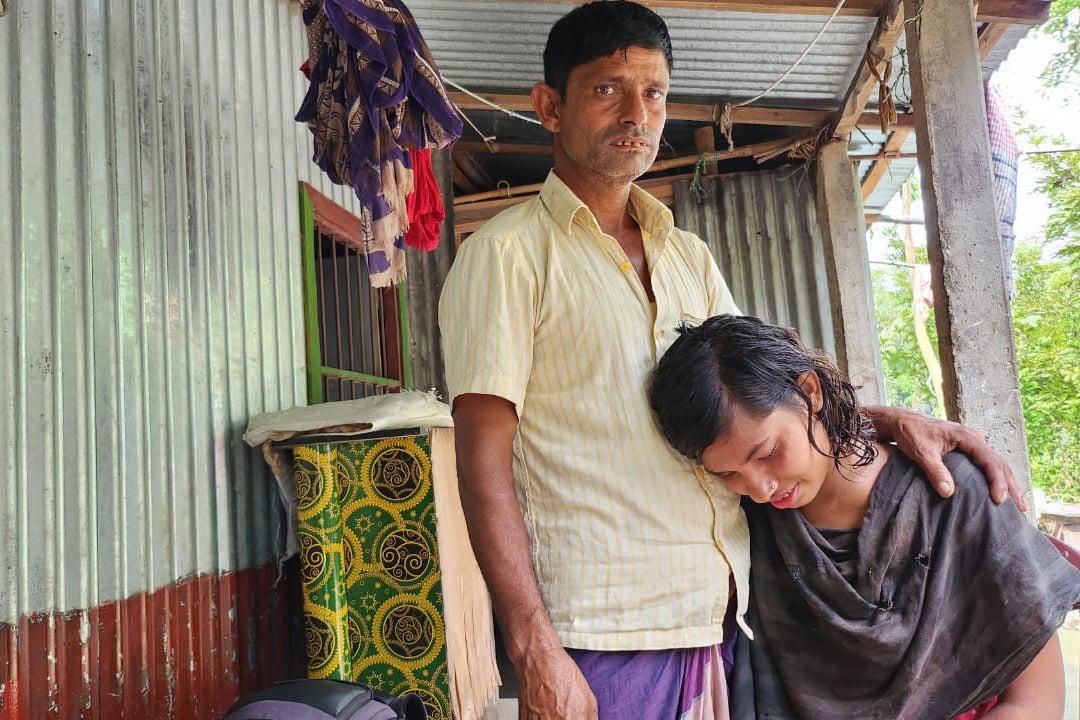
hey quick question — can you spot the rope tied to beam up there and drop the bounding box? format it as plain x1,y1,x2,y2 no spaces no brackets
718,103,735,152
712,0,845,152
864,48,898,134
457,107,497,150
786,126,829,162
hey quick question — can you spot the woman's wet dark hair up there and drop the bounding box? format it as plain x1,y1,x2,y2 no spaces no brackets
543,1,674,97
649,314,876,469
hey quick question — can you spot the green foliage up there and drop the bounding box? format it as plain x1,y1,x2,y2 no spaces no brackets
870,224,942,417
1027,0,1080,279
1040,0,1080,88
1026,142,1080,276
1002,6,1080,500
1012,243,1080,501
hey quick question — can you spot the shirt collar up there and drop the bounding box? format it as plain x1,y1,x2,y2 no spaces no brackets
538,171,675,241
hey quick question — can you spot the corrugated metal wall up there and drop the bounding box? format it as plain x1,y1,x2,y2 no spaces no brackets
0,0,355,714
410,0,874,106
673,168,837,357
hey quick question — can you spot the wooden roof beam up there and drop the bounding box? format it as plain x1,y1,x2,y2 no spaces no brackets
449,91,837,125
832,0,905,138
859,128,912,202
974,0,1050,25
451,148,494,193
450,91,912,129
454,136,802,206
978,21,1011,57
454,172,693,234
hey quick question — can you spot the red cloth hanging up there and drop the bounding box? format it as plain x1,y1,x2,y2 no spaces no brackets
405,148,444,251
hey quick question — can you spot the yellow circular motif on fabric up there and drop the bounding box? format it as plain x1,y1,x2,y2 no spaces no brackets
347,604,373,664
390,679,450,720
334,454,359,505
341,526,363,584
302,603,348,678
360,438,431,512
294,447,336,520
299,530,331,588
365,521,440,594
371,596,445,671
378,527,433,584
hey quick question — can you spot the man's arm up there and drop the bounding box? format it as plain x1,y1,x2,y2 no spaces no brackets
865,405,1025,510
452,393,597,720
983,634,1065,719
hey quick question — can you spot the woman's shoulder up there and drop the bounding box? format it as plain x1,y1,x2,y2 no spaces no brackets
942,451,987,489
889,450,989,500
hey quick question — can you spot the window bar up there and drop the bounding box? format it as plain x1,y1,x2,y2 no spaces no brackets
372,286,385,379
382,284,403,386
299,186,325,404
331,235,344,374
397,279,412,388
345,241,356,380
317,230,329,397
358,250,370,388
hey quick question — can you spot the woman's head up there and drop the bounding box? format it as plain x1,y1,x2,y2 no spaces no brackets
649,315,876,504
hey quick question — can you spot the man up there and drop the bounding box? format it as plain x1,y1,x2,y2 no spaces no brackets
438,3,1019,718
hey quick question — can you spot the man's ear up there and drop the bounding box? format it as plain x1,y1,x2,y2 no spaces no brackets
531,82,561,133
796,371,824,414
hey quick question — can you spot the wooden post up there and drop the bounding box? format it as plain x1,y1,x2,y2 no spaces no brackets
904,0,1032,495
694,125,718,175
815,138,885,406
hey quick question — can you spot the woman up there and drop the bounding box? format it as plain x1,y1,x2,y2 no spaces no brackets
648,314,1080,720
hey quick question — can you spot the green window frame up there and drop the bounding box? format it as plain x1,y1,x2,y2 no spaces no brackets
299,185,412,404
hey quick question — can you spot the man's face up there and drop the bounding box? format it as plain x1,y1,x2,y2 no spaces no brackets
544,47,669,188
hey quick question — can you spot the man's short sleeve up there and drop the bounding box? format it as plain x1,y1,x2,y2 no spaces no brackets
701,240,741,317
438,234,536,412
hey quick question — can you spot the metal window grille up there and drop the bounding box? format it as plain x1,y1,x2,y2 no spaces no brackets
300,187,412,404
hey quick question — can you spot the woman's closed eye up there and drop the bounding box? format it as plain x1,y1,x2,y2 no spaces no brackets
759,444,780,462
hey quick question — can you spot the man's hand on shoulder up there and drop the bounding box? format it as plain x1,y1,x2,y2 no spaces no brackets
866,405,1025,510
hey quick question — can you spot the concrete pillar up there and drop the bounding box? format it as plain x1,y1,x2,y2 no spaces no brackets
815,139,885,406
903,0,1031,492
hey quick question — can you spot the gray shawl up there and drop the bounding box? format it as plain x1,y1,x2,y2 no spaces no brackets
730,451,1080,720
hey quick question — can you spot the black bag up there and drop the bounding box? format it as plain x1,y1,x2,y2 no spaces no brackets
222,679,428,720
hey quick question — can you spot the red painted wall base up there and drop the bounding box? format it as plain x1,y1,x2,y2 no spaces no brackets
0,560,305,719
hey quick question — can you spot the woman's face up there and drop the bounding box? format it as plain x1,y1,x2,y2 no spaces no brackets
699,374,835,511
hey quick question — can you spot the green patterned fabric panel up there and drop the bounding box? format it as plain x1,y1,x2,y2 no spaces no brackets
294,434,451,720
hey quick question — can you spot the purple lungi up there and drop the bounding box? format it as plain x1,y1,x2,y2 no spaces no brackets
567,644,729,720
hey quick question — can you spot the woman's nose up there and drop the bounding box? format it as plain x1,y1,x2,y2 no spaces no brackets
745,473,779,504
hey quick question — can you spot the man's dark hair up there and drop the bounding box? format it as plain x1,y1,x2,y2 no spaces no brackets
648,315,876,469
543,1,674,97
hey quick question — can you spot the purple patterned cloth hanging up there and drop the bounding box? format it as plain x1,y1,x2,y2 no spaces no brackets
296,0,461,286
985,82,1019,295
